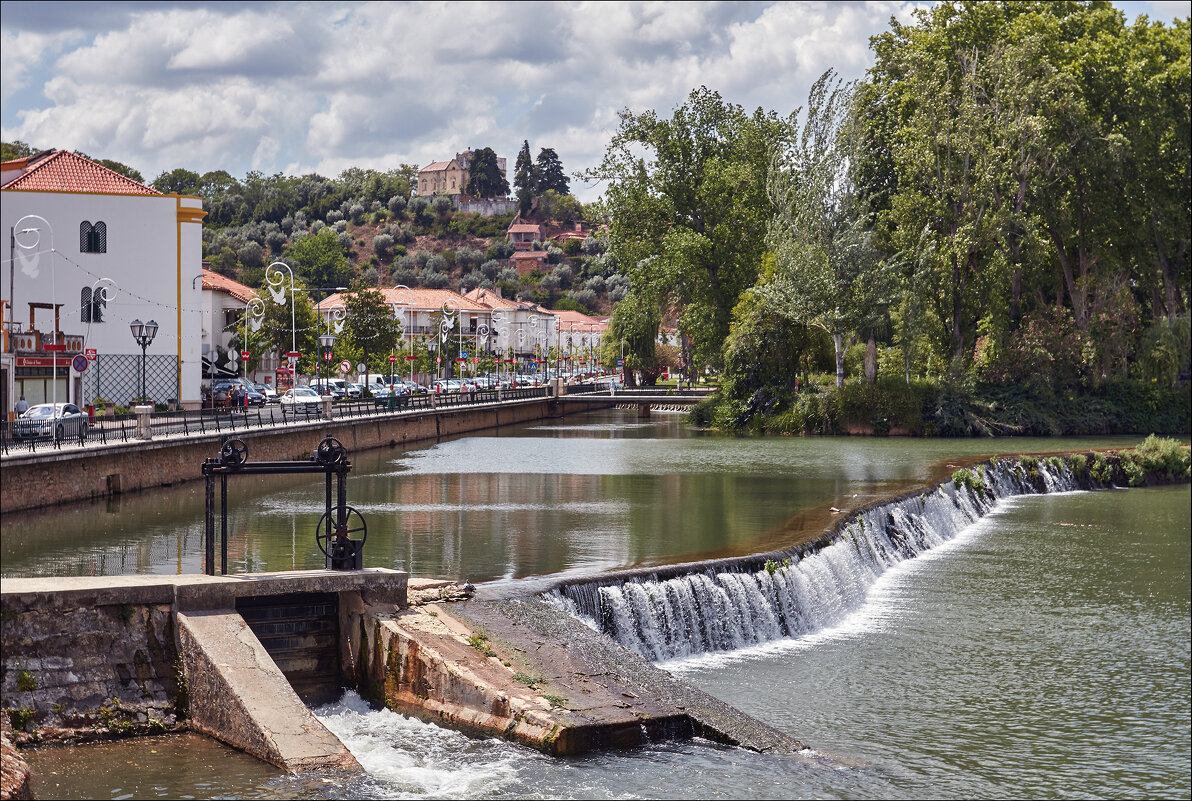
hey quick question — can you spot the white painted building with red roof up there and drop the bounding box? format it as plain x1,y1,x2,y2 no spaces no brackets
1,150,206,411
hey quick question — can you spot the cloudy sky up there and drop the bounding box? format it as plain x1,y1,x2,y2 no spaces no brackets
1,1,1187,203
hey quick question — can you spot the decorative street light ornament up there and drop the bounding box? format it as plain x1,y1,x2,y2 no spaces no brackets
130,318,159,403
265,261,297,361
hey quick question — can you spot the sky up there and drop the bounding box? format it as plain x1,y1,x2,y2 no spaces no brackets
1,1,1188,204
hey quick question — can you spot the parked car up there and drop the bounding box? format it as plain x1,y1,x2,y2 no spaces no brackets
279,386,322,408
342,381,364,399
309,380,346,400
13,403,88,441
253,382,279,404
213,380,265,407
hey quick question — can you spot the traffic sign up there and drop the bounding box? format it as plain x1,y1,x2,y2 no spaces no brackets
617,358,624,367
72,354,88,372
389,355,397,363
405,355,417,361
241,350,250,360
459,350,469,358
285,351,302,359
85,348,97,361
339,359,351,373
356,362,366,372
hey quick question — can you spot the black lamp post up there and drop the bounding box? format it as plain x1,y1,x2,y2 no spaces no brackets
129,318,159,404
318,332,338,393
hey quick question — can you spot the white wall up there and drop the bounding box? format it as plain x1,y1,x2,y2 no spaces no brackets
1,190,204,406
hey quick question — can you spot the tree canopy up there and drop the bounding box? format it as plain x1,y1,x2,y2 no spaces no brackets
465,147,509,199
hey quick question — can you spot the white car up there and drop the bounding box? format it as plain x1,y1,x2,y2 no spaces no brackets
13,403,88,441
279,386,322,407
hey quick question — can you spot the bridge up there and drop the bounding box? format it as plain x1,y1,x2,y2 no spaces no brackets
558,385,713,417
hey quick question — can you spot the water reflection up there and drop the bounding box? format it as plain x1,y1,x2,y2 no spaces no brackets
1,410,1146,584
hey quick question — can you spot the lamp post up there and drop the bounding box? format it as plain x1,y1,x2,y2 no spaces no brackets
242,297,264,382
129,319,159,404
14,215,60,410
439,301,457,381
391,284,412,385
264,261,298,384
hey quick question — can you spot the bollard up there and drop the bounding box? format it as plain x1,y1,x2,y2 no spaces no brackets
322,396,334,421
134,405,153,439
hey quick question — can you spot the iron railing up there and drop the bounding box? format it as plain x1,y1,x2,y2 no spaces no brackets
1,385,557,456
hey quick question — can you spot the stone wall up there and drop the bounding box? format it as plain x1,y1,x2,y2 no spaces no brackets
1,595,180,743
1,400,561,513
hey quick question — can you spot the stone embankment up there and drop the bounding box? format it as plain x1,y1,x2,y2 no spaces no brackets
352,579,803,755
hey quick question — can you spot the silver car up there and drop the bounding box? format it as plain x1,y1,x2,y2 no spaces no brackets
13,403,88,441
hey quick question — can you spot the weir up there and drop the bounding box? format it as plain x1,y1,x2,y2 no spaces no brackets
544,456,1105,662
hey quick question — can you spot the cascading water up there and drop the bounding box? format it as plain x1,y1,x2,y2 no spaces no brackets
546,457,1087,662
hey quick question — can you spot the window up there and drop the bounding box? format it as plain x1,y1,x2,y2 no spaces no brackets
80,287,106,323
80,221,107,253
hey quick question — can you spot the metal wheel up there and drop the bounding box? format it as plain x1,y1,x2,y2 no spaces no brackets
314,436,346,466
220,438,248,466
314,504,367,556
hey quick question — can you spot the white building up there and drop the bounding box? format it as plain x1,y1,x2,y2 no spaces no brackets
1,150,205,411
200,267,279,385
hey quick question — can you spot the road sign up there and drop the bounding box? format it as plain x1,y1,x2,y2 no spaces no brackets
459,350,469,358
356,362,366,372
285,351,302,359
405,355,417,361
389,355,397,363
241,350,250,360
85,348,97,361
72,354,88,372
44,343,66,352
617,358,624,367
339,359,352,373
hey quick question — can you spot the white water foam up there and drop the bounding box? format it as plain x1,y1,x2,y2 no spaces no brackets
313,691,536,799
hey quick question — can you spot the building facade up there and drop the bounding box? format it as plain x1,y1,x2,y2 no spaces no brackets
1,150,205,413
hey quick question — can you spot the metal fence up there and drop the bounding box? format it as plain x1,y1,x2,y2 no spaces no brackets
1,385,553,456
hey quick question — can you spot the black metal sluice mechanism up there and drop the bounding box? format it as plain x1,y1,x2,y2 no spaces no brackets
201,436,367,574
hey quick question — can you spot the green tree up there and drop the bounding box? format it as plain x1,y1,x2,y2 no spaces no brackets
247,280,320,375
763,71,889,387
96,159,144,184
535,148,569,194
341,282,400,375
284,228,351,291
514,140,537,216
152,168,202,195
1,141,37,161
465,147,509,199
587,86,797,370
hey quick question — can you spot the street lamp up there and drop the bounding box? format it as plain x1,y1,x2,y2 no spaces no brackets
241,297,264,382
265,261,298,385
438,301,457,380
391,284,413,385
14,215,61,411
129,319,159,404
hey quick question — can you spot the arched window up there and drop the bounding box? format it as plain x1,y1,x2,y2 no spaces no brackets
80,286,107,322
80,221,107,253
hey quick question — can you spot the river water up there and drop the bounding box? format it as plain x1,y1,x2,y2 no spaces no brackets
13,411,1190,798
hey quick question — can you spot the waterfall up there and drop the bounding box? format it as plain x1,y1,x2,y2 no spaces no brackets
545,457,1085,662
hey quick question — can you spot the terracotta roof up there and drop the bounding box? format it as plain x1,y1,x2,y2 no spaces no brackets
201,267,258,303
1,150,161,195
508,223,542,234
512,250,548,259
547,309,609,332
322,287,491,313
464,287,526,310
419,161,452,173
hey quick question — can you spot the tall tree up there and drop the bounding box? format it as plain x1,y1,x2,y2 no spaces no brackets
514,140,536,216
283,228,351,292
535,148,569,195
763,71,887,388
587,87,797,369
465,147,509,199
152,168,202,195
341,282,399,376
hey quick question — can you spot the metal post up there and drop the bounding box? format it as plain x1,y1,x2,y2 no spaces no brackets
204,471,215,575
324,471,333,569
220,473,228,575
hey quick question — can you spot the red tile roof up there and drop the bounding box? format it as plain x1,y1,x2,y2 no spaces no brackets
547,309,609,332
201,267,257,303
512,250,548,259
1,150,160,195
508,223,542,234
323,287,491,313
464,287,526,310
419,161,452,173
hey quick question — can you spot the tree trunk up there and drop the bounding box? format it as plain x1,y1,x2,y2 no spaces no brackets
833,332,844,389
864,331,877,383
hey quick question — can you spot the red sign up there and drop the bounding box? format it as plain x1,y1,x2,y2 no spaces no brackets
72,355,89,372
323,351,332,362
43,343,66,352
241,350,251,360
389,355,397,363
285,351,302,358
85,348,97,361
405,356,417,361
16,357,68,367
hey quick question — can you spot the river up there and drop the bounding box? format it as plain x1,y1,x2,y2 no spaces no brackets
12,411,1190,798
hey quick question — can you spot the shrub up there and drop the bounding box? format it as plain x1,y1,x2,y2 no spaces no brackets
1123,434,1190,480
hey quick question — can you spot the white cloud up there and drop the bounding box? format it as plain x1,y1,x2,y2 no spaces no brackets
0,1,961,202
